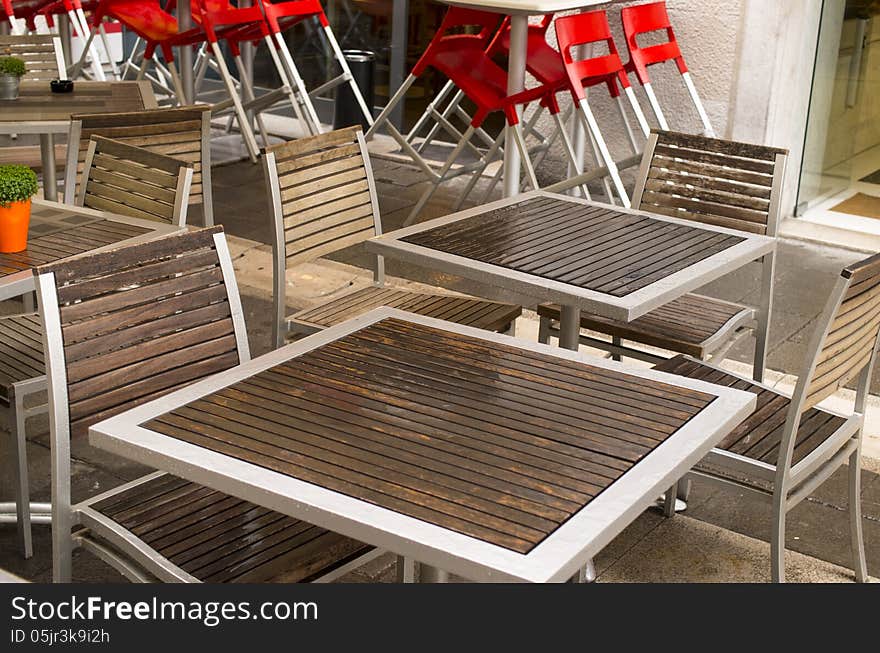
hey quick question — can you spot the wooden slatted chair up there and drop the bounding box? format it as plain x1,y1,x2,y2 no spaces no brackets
0,136,194,560
77,135,193,225
263,126,522,348
654,252,880,582
539,130,788,377
35,226,380,583
0,33,65,81
64,107,215,226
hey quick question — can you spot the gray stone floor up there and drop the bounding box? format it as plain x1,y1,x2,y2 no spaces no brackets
1,149,878,583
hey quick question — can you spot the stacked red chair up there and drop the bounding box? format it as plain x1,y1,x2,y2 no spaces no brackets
367,7,557,225
621,0,715,136
555,9,652,208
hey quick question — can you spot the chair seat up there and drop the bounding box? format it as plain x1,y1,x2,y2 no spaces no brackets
89,474,372,583
654,356,848,470
0,313,44,402
288,285,522,335
538,293,754,358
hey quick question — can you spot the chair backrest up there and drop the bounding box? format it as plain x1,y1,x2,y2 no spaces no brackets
36,226,249,441
78,135,194,226
798,254,880,412
770,253,880,481
632,130,788,236
411,6,502,77
262,126,382,346
0,33,65,81
65,106,214,225
621,0,687,84
554,10,630,101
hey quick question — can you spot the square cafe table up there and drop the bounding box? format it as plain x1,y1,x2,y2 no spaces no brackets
90,308,755,582
368,191,776,369
0,80,157,201
0,199,180,303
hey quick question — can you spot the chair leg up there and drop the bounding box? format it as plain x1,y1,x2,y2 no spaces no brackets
396,556,415,583
771,493,786,583
322,24,373,126
577,98,630,208
611,335,622,362
641,82,670,130
662,484,676,518
273,32,323,135
209,41,260,162
848,447,868,582
403,125,476,227
537,316,551,344
233,55,271,148
9,389,33,559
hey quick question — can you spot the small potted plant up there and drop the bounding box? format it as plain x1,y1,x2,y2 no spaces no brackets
0,55,26,101
0,165,38,253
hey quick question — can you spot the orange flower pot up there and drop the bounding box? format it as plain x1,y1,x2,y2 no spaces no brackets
0,199,31,253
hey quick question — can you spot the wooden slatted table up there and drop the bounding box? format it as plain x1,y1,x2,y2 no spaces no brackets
0,81,157,200
0,199,180,303
90,308,756,582
368,191,776,351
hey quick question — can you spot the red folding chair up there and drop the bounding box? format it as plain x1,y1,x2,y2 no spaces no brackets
621,0,715,136
555,9,652,208
367,7,553,224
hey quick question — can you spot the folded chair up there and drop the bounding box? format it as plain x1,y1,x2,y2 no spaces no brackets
65,106,215,226
621,0,715,136
36,0,117,80
262,127,522,348
0,137,194,561
366,8,554,225
35,227,380,582
540,130,787,382
655,251,880,582
554,10,652,208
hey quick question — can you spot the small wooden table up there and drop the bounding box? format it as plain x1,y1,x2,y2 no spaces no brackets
0,81,157,200
368,191,776,356
0,199,179,303
90,308,756,582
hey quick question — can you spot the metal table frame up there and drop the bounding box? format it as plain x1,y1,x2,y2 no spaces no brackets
367,190,776,354
90,307,756,583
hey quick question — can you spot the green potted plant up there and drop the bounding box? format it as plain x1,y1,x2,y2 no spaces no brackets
0,56,26,101
0,165,38,253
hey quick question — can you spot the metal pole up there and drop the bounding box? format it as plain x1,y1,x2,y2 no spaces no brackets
241,0,256,131
57,15,72,70
503,15,528,198
389,0,409,130
559,304,581,351
177,0,195,104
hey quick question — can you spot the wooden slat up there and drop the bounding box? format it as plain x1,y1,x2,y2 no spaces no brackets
402,197,746,297
146,317,716,554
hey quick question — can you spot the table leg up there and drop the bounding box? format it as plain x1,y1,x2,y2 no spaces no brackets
419,564,449,583
502,15,528,199
177,0,194,104
39,134,57,201
559,304,581,351
753,250,776,383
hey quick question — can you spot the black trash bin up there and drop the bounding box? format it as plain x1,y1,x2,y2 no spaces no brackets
334,50,375,131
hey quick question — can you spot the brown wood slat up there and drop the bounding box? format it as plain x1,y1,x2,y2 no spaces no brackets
402,197,745,297
0,215,152,284
289,285,520,332
0,314,45,399
653,357,846,468
92,475,370,583
72,107,209,205
0,35,61,81
146,317,716,554
265,128,378,266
